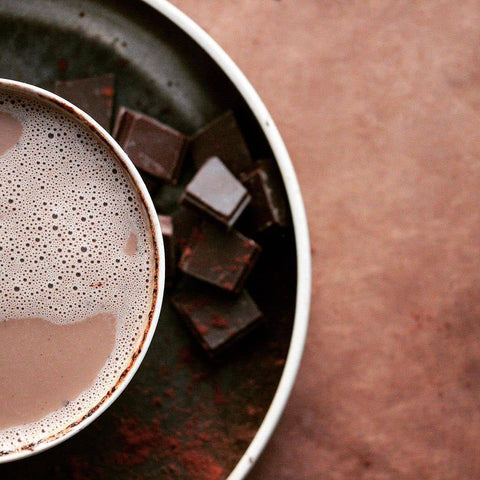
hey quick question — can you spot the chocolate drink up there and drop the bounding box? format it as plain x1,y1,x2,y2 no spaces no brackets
0,84,160,456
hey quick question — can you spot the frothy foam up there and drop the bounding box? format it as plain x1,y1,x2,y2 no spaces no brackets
0,87,158,455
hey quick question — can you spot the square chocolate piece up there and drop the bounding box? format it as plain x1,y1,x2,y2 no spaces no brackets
172,207,202,255
55,74,115,131
178,221,261,294
138,169,159,196
240,159,290,234
113,107,188,184
190,110,253,176
180,156,251,228
157,214,176,280
172,285,263,354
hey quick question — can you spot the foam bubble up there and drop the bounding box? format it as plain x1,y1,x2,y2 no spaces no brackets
0,89,157,454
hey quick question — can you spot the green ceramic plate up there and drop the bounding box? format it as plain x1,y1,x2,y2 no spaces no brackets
0,1,309,478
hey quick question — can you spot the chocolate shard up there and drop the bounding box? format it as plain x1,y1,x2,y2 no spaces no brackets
240,159,291,234
172,284,263,355
113,107,188,184
139,169,159,196
190,110,253,176
54,74,115,131
180,156,251,228
178,220,261,295
171,207,202,255
157,214,176,281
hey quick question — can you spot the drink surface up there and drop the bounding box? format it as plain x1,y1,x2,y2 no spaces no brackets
0,87,157,454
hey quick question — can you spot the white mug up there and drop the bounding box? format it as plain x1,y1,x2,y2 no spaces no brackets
0,78,164,463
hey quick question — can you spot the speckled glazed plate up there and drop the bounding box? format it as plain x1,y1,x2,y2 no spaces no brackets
0,1,310,479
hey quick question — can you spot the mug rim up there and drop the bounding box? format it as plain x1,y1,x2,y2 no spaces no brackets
0,78,165,463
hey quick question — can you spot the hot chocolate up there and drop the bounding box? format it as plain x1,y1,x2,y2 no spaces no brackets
0,82,161,457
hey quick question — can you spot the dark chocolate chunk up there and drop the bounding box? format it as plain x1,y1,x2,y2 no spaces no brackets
172,285,263,354
138,169,159,196
172,207,202,255
190,110,253,176
113,107,188,184
178,221,261,294
240,159,290,234
54,74,115,131
180,156,250,228
158,214,176,280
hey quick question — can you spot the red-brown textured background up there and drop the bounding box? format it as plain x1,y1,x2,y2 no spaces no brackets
171,2,480,478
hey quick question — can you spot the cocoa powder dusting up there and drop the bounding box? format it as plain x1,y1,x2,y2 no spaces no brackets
111,414,226,480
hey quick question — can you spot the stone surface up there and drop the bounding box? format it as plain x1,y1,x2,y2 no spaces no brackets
172,1,480,479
